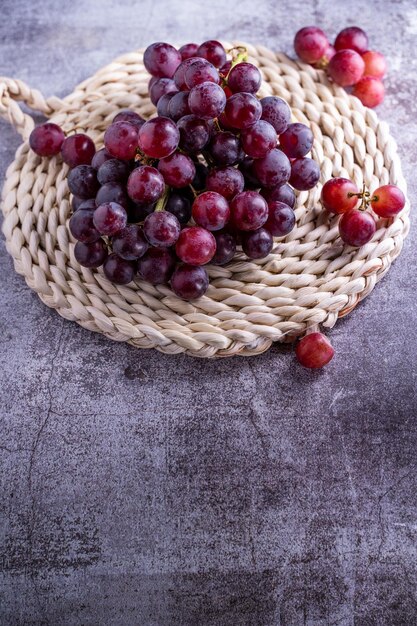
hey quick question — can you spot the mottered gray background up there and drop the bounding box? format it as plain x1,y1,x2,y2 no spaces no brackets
1,0,417,624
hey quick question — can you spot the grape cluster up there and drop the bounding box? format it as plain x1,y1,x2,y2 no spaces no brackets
321,178,405,247
29,39,321,301
294,26,386,108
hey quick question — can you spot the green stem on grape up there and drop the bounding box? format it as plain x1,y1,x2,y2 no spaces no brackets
348,183,371,210
154,186,170,212
189,184,199,199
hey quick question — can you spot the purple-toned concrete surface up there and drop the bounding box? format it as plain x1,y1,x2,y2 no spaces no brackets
1,1,416,624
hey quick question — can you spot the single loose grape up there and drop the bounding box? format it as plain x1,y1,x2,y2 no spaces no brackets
321,178,360,214
29,123,65,157
295,332,334,368
334,26,368,55
370,185,406,218
352,77,385,108
294,26,329,64
339,209,376,247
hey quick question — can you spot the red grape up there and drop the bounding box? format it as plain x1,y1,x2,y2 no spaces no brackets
96,182,128,209
295,332,334,368
176,226,216,265
104,121,139,160
149,77,178,105
289,158,320,190
103,253,135,285
321,177,359,214
68,165,99,199
143,42,181,78
339,209,376,246
127,166,165,204
206,166,244,200
265,201,296,236
113,109,145,128
93,202,127,236
143,211,181,247
171,264,209,300
192,191,230,231
352,76,384,108
29,123,65,157
328,50,365,87
208,131,244,166
112,224,148,260
177,115,210,153
74,240,108,268
230,191,269,231
279,123,313,158
188,82,226,119
260,96,291,134
362,50,387,78
184,58,220,88
242,228,273,259
227,62,262,94
197,40,226,68
137,247,176,284
370,184,406,218
241,120,277,159
138,117,180,158
294,26,329,64
253,148,291,188
61,133,95,167
179,43,199,60
69,208,101,243
173,57,199,90
335,26,368,55
225,92,262,129
211,231,237,265
158,151,196,188
261,183,296,208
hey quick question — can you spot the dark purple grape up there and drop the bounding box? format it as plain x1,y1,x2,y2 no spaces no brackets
265,201,296,236
74,240,108,268
127,166,165,204
143,42,182,78
192,162,208,190
289,158,320,190
93,202,127,236
206,166,244,200
260,96,291,134
91,148,113,169
112,224,149,260
197,40,226,68
167,91,191,121
184,59,220,88
242,228,273,259
150,78,178,105
279,123,314,158
137,247,176,284
166,193,192,224
103,253,135,284
225,93,262,129
241,120,277,159
77,199,96,211
157,93,176,116
253,149,291,188
61,133,96,168
68,165,99,199
174,57,200,90
69,208,101,243
261,183,296,208
97,159,130,185
158,152,196,188
227,62,262,94
211,231,237,265
177,115,210,153
171,264,209,300
96,182,129,209
113,109,145,128
143,211,181,247
239,157,261,189
188,82,226,120
29,123,65,157
72,196,85,212
179,43,198,60
127,201,155,223
208,131,244,166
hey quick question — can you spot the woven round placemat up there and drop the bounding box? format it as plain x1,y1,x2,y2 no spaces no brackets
0,42,410,357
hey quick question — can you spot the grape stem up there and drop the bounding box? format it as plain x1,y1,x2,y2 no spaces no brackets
189,184,199,199
348,183,371,210
154,186,170,212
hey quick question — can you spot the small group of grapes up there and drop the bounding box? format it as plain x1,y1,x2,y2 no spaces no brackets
321,178,405,246
29,39,321,301
294,25,386,108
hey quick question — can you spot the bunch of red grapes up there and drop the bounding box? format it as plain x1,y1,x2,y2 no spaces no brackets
294,26,386,108
29,39,321,301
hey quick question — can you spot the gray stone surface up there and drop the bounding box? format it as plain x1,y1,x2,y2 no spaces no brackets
1,0,417,624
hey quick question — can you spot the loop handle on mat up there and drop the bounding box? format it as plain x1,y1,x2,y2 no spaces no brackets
0,77,64,141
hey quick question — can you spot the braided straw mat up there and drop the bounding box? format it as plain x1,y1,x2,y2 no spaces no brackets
0,42,410,357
